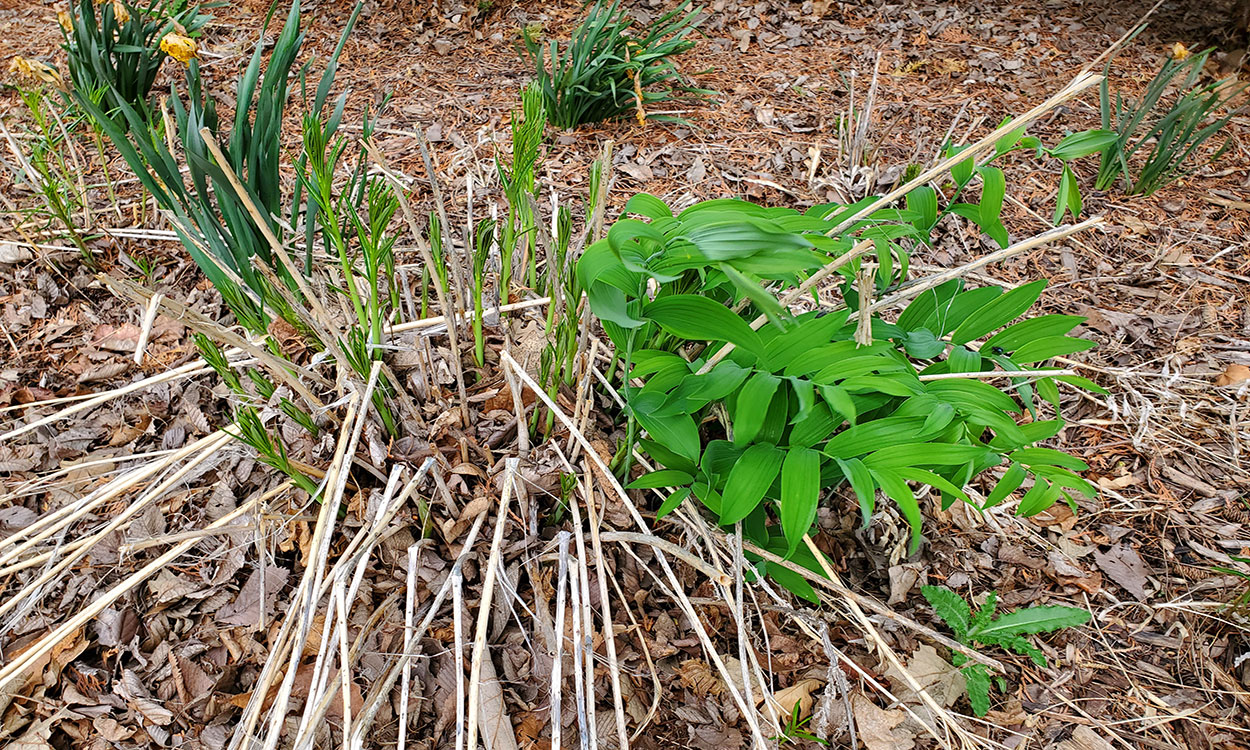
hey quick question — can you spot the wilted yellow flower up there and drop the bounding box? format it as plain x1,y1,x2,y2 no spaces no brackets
57,11,73,34
8,56,66,90
1170,42,1190,61
160,32,197,65
111,0,130,24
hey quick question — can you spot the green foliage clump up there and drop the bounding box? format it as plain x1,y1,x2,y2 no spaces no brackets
580,174,1104,601
1095,48,1247,196
60,0,211,121
523,0,710,129
922,585,1090,716
80,0,362,332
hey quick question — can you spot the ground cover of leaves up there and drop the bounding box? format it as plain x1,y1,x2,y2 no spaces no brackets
0,1,1248,749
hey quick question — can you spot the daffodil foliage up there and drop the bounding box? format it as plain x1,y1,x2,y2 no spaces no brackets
579,192,1102,602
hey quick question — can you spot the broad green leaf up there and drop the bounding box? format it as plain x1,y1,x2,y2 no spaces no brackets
644,295,764,360
871,468,923,552
863,443,994,471
780,447,821,556
623,192,673,219
732,372,782,447
906,186,938,233
950,280,1048,345
626,469,693,489
962,664,992,717
985,315,1084,353
765,561,819,603
978,166,1006,226
902,329,947,359
655,488,690,519
719,263,786,325
1011,447,1088,471
1047,129,1118,160
1009,336,1096,363
720,444,784,525
634,410,700,464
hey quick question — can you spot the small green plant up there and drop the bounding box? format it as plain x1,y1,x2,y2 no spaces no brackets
60,0,211,121
769,703,829,746
497,82,547,297
3,75,92,261
922,585,1090,716
1095,48,1247,196
1212,554,1250,614
523,0,710,129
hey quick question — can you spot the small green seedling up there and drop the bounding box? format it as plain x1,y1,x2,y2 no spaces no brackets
769,703,829,746
921,585,1090,716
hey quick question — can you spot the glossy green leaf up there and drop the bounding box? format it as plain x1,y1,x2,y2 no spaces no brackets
643,294,764,360
732,371,781,447
950,280,1048,345
626,469,694,489
780,447,821,556
720,444,784,525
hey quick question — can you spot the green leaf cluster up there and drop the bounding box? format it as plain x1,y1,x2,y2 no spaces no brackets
77,0,364,334
922,585,1090,716
1095,48,1247,196
523,0,712,129
581,191,1101,602
60,0,212,123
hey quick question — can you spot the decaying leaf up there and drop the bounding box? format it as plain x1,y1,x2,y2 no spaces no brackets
1214,363,1250,387
851,693,917,750
1093,543,1153,601
769,677,823,719
884,644,966,709
676,659,725,696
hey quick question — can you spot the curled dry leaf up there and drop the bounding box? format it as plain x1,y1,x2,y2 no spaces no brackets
768,677,823,719
1214,363,1250,387
851,693,917,750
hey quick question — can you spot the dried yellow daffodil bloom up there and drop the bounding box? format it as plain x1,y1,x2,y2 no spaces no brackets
1170,42,1191,61
111,0,130,24
8,56,66,90
160,32,197,65
58,11,73,34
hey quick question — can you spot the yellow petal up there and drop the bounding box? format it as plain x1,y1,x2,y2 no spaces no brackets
160,33,197,65
1170,42,1190,61
58,11,73,34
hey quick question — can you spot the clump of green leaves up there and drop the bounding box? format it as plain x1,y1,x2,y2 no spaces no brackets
79,0,362,333
523,0,710,129
60,0,211,121
769,703,828,746
496,82,547,296
922,585,1090,716
582,168,1104,600
1095,48,1247,196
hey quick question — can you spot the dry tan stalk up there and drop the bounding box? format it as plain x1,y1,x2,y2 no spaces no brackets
387,296,550,335
502,348,530,457
577,465,630,748
346,493,494,749
802,535,968,750
550,531,571,750
230,395,362,750
453,557,467,750
465,458,520,750
0,443,193,562
566,471,599,750
335,573,353,744
696,240,874,374
870,216,1103,313
132,292,163,365
373,151,471,427
0,489,263,691
499,350,772,748
396,543,419,750
102,275,331,407
824,71,1103,234
0,430,233,621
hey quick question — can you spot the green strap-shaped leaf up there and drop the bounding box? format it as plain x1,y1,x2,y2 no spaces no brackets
780,447,821,556
720,444,784,525
950,280,1049,345
870,467,923,552
626,469,694,489
836,457,876,526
